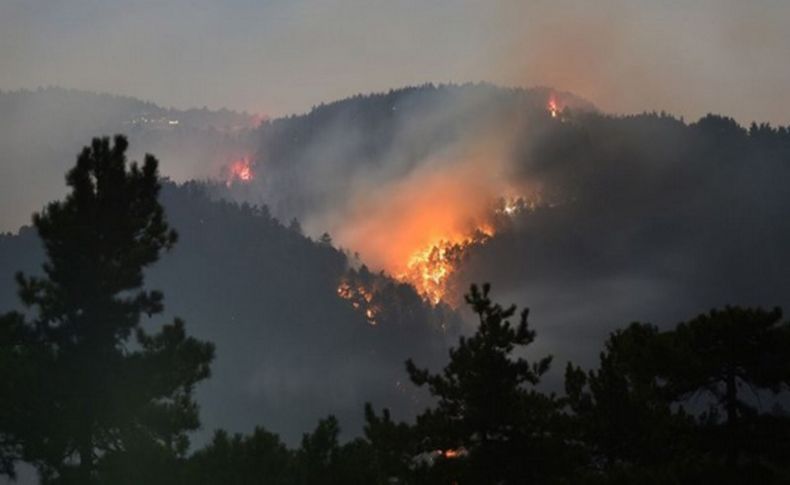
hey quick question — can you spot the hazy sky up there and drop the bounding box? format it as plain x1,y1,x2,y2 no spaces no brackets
2,0,789,124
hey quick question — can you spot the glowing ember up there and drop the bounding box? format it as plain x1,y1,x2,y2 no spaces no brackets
428,447,467,461
443,448,465,459
494,195,539,216
225,157,254,186
548,97,559,118
336,279,380,325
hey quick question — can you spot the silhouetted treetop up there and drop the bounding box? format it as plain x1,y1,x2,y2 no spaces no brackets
0,135,214,484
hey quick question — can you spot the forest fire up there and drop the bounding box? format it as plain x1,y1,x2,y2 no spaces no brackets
334,178,536,319
336,229,490,321
327,131,542,316
392,195,535,305
331,152,521,307
336,279,381,325
495,195,537,216
548,97,559,118
442,448,467,459
225,157,254,186
398,228,492,305
333,189,540,319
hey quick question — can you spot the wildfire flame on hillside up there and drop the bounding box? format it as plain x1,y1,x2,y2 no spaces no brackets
336,195,534,324
546,94,571,122
329,133,542,318
548,97,559,118
225,157,254,186
398,227,493,305
442,448,467,459
337,279,381,326
394,195,537,305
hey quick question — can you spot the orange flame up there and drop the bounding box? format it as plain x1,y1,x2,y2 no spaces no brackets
329,135,539,310
333,191,537,313
337,280,380,325
548,96,559,118
443,449,461,459
398,228,492,305
435,447,467,459
226,157,254,186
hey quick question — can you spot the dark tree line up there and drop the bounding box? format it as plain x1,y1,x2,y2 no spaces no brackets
2,136,790,484
174,285,790,485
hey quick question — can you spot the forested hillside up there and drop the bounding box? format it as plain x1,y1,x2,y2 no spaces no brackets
0,181,457,444
0,87,257,230
2,85,790,483
218,84,790,369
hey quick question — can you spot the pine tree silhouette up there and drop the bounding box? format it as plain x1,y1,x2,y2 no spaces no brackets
0,135,214,483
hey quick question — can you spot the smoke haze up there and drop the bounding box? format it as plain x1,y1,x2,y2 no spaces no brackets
2,1,789,124
2,3,790,481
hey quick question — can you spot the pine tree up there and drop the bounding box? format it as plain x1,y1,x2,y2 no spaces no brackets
363,403,414,483
406,283,564,483
665,307,790,469
0,135,214,483
564,323,696,480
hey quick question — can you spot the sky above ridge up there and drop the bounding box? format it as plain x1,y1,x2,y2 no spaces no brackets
2,0,789,124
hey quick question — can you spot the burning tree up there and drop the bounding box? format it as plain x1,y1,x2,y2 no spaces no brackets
399,229,492,306
224,156,254,186
0,136,214,483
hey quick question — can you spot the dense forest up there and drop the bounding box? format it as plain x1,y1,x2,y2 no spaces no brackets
0,87,258,231
1,85,790,483
225,83,790,368
0,180,456,447
0,137,788,483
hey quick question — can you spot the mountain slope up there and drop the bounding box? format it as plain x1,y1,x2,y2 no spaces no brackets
218,85,790,372
4,83,790,444
0,87,257,231
0,182,457,444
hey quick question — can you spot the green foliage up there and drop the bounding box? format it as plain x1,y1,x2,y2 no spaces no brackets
0,136,214,483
